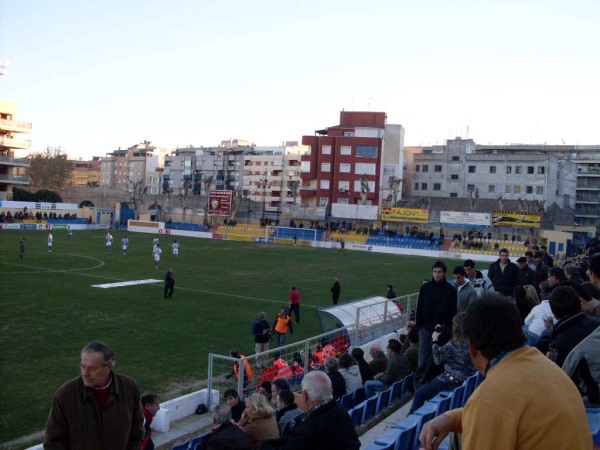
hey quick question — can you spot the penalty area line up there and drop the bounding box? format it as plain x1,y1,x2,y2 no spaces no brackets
92,279,163,289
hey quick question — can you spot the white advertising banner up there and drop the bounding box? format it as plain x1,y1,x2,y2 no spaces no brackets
440,211,491,227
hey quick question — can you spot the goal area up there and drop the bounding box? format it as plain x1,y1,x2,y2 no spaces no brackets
266,226,321,247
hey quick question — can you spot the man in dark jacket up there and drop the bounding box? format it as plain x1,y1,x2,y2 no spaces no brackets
264,370,360,450
201,404,253,450
330,278,341,305
141,393,160,450
44,341,144,450
164,267,175,299
548,285,600,367
364,339,411,397
488,249,519,296
516,256,537,287
416,261,457,370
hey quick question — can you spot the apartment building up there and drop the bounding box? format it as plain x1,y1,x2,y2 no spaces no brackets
69,157,101,187
0,100,31,200
300,111,404,217
100,141,163,192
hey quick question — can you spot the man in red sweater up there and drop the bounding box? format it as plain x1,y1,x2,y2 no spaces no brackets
289,286,301,325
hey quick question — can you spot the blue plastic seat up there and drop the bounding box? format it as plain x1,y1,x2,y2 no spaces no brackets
172,441,190,450
587,408,600,446
376,387,392,414
411,403,438,450
349,402,365,426
462,373,479,405
340,392,354,410
427,390,452,415
353,386,366,406
362,394,379,423
449,383,466,410
389,379,404,405
392,414,419,450
400,372,414,397
190,435,205,450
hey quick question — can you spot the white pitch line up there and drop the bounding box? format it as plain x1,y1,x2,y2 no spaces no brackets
92,279,162,288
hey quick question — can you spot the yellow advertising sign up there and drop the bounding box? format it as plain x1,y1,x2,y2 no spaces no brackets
492,210,541,228
381,207,429,224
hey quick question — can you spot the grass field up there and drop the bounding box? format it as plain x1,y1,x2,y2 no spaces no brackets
0,228,460,446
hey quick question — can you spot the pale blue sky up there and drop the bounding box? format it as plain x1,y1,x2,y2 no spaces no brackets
1,0,598,160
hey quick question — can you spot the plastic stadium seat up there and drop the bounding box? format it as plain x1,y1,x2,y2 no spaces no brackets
353,386,366,406
449,383,466,410
372,428,402,450
587,408,600,445
376,387,392,414
411,403,438,450
389,379,404,405
462,373,479,405
427,390,452,415
340,392,354,410
475,371,484,387
190,435,205,450
392,414,419,450
437,435,452,450
364,444,389,450
349,402,365,426
172,441,190,450
400,372,414,397
362,395,379,423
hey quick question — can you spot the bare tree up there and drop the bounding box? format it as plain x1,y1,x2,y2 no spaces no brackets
154,187,171,222
202,175,214,225
358,175,370,205
497,195,504,210
467,186,480,210
130,181,147,220
287,180,300,217
229,189,243,222
386,176,401,206
179,179,192,223
26,146,73,190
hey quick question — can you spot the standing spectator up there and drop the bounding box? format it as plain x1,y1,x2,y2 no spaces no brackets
228,350,254,394
275,390,303,435
564,263,584,284
364,339,411,398
270,371,360,449
330,278,341,305
273,308,293,347
324,357,346,400
44,341,143,449
463,259,495,297
452,266,477,313
47,231,53,252
488,249,519,296
581,282,600,317
252,312,272,367
533,251,550,288
338,353,363,394
238,393,279,450
410,313,475,412
562,328,600,406
289,286,301,325
416,261,457,374
141,393,160,450
122,235,129,255
525,251,536,270
418,294,592,450
588,253,600,289
386,283,397,299
19,237,25,261
516,256,536,286
201,404,253,450
223,388,246,423
153,243,162,269
351,347,373,383
368,343,388,376
547,285,600,367
540,244,554,267
164,267,175,299
171,239,179,260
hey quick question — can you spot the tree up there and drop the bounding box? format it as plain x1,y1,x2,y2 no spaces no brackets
26,146,72,190
130,181,147,220
12,187,63,202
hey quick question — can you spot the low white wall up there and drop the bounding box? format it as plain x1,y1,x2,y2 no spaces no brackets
153,388,219,433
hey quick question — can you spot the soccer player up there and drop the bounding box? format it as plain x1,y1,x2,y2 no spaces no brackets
19,237,26,261
67,225,73,240
122,235,129,255
152,235,159,252
105,232,113,252
153,244,162,269
171,240,179,260
47,231,53,252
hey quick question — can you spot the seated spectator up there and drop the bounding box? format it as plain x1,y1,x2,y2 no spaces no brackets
258,381,272,403
409,313,475,412
400,321,416,353
364,339,411,398
238,393,279,449
351,347,373,383
547,285,600,367
513,285,537,323
275,390,302,435
201,404,253,450
403,328,420,373
368,343,388,377
338,353,363,394
223,388,245,423
581,282,600,317
562,328,600,406
324,357,346,400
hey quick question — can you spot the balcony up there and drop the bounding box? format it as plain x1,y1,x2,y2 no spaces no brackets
0,136,31,149
0,118,32,134
0,155,30,167
0,174,30,185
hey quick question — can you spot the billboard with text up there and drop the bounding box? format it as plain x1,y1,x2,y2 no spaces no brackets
381,207,429,224
208,190,232,216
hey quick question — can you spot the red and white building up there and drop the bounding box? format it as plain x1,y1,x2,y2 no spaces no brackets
300,111,404,219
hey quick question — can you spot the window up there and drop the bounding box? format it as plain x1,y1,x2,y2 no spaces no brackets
538,166,545,174
340,163,351,173
488,185,495,193
515,166,522,174
514,185,521,194
319,197,328,207
416,165,420,172
451,174,459,180
505,185,512,193
452,156,460,161
354,180,375,192
527,166,534,174
338,181,350,191
321,163,331,172
433,183,441,191
490,166,496,174
337,198,349,204
343,131,355,137
355,163,376,175
322,145,331,155
450,193,458,197
506,166,512,174
320,180,330,189
434,165,442,172
356,145,378,157
301,161,311,172
421,183,428,190
422,165,429,172
468,166,476,173
536,186,544,195
526,186,533,194
414,182,419,190
340,145,352,155
467,184,475,191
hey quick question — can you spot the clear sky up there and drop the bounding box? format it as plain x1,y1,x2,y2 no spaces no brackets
1,0,598,160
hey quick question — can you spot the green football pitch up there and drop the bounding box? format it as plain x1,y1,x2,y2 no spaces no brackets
0,228,459,445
